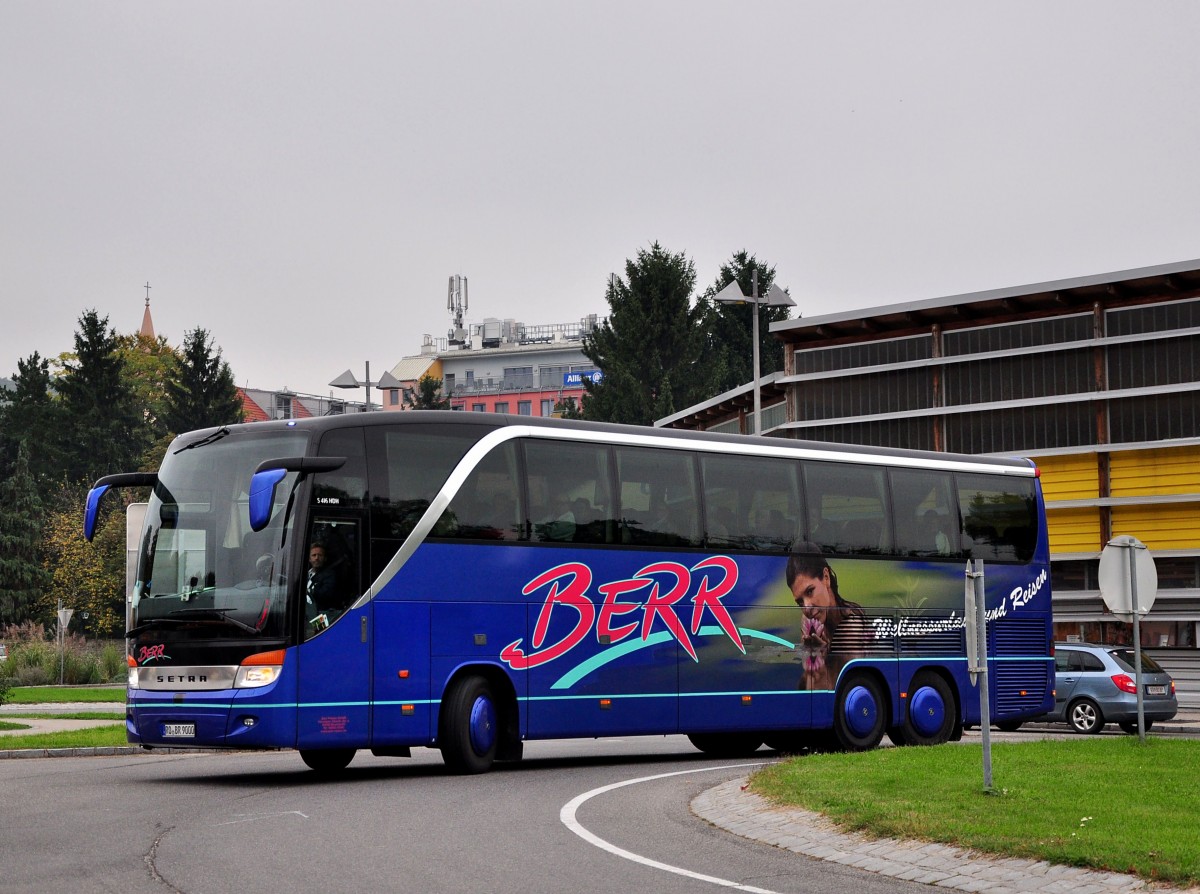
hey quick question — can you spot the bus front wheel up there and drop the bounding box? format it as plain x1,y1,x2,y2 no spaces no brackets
440,675,498,774
902,671,957,746
833,674,886,751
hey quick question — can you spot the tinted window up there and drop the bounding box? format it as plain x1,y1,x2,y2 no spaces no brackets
803,462,890,555
313,427,367,508
437,442,522,540
525,440,613,544
700,453,801,552
1080,651,1105,672
890,468,958,558
366,425,480,540
616,447,700,547
957,473,1037,563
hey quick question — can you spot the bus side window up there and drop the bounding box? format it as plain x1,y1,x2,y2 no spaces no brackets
956,472,1037,563
365,425,477,541
438,442,522,541
803,462,890,555
699,453,801,552
889,468,958,558
616,447,701,548
524,439,613,544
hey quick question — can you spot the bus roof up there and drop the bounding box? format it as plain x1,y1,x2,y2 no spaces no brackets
177,411,1035,476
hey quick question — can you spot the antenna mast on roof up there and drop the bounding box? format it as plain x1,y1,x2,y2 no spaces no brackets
447,275,468,347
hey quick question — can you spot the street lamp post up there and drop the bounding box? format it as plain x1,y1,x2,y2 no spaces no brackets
329,362,402,412
713,269,795,435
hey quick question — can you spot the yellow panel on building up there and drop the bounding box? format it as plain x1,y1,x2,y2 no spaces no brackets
1110,445,1200,497
1045,506,1102,555
1031,453,1098,502
1111,503,1200,551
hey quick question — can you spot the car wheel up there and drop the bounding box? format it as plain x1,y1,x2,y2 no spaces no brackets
1118,720,1153,734
439,675,498,774
833,673,886,751
996,720,1023,732
1067,698,1105,734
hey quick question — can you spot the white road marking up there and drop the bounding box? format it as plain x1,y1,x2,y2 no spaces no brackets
216,811,309,825
560,763,778,894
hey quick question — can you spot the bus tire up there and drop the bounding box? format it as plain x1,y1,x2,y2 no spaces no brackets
833,674,886,751
885,726,910,747
300,748,356,774
687,732,763,757
440,675,498,774
902,671,957,746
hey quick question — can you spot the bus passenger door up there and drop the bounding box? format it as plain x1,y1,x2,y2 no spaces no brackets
297,516,372,750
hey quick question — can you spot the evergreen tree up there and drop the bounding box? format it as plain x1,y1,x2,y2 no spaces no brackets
162,327,244,435
0,352,67,487
404,375,451,409
697,250,793,395
582,242,718,425
56,310,147,485
0,443,50,625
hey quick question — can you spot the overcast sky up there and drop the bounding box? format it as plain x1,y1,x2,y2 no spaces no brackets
3,2,1200,397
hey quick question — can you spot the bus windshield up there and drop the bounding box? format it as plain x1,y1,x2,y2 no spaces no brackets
131,428,309,642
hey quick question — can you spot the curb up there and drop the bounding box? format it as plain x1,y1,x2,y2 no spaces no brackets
692,778,1190,894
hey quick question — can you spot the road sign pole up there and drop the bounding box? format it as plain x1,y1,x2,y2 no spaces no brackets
1129,546,1145,741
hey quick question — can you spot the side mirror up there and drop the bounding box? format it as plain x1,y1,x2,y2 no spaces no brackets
84,473,158,541
248,456,346,532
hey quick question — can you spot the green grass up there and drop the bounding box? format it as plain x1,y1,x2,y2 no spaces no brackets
4,685,124,704
0,724,128,750
751,738,1200,886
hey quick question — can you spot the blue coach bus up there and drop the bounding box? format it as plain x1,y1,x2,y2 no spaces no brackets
86,412,1053,773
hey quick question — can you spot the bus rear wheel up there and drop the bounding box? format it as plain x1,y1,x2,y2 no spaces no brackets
687,732,763,757
902,671,957,746
833,674,886,751
440,675,498,774
300,748,356,774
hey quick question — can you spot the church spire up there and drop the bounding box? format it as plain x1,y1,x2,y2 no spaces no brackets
139,281,156,340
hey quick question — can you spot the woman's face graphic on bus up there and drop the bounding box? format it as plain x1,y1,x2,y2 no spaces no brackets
790,566,836,624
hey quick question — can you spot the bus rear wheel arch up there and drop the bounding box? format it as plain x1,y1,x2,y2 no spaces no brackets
833,672,887,751
902,670,959,746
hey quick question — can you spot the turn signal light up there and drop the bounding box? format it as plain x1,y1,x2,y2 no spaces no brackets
235,649,286,689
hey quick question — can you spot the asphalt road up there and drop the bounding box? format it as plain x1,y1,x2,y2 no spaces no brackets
0,736,937,894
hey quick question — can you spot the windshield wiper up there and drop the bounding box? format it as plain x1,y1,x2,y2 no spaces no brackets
127,608,260,638
173,426,230,454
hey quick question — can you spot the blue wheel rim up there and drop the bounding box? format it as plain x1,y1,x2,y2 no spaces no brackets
843,684,878,738
468,695,496,755
910,685,945,737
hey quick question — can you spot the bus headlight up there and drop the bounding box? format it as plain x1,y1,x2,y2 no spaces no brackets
234,649,286,689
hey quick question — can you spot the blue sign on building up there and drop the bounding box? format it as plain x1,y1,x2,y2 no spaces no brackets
563,370,603,387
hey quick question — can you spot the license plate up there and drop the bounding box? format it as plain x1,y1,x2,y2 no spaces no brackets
163,723,195,738
1147,685,1167,696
